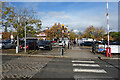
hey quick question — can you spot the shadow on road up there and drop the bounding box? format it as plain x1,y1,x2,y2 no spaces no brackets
98,57,120,70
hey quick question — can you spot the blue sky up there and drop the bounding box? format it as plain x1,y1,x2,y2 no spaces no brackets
10,2,118,32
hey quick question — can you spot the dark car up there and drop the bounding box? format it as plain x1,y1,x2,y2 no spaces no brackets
110,41,120,45
80,41,93,46
38,40,52,50
19,38,38,50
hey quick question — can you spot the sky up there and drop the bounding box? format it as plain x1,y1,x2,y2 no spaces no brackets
5,2,119,33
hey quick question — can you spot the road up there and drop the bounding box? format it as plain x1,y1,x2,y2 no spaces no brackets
1,47,120,80
31,58,119,80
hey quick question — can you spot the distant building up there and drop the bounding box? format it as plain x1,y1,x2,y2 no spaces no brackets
82,38,96,42
36,32,47,40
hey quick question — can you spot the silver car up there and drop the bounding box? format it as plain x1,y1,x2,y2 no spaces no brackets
2,42,15,49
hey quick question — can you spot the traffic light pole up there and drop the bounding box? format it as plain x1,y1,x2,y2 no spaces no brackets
62,24,64,55
68,30,70,49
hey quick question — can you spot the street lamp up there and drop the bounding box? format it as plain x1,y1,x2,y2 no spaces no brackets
24,19,28,53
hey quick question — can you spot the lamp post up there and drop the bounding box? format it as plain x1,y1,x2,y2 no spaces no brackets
68,30,70,49
62,24,64,55
16,17,20,54
24,16,28,53
25,21,27,53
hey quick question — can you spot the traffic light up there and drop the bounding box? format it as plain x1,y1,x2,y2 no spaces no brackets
62,24,64,30
68,30,70,33
68,30,70,36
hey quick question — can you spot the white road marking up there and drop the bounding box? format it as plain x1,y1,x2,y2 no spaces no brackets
73,64,100,67
73,68,107,73
72,60,95,63
74,75,113,79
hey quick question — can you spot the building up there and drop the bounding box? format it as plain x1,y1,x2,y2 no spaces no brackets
36,32,47,40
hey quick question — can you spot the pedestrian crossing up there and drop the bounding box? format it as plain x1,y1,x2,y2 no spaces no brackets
72,60,107,79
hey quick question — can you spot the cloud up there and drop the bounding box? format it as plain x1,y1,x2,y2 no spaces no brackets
73,29,79,33
37,10,118,32
10,2,117,32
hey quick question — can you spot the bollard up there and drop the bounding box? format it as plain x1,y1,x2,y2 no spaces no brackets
16,46,18,54
62,47,64,55
109,47,111,57
68,42,70,49
106,47,111,57
106,47,109,57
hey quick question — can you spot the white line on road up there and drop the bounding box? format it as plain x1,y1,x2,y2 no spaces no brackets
72,60,95,63
73,68,107,73
73,64,100,67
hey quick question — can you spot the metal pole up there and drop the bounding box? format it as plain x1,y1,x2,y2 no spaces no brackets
25,20,26,53
62,24,64,55
16,17,19,53
107,0,109,48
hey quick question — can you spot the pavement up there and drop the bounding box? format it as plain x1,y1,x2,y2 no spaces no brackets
2,55,52,79
1,46,120,59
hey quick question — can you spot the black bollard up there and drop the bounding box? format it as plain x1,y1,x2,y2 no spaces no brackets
62,47,64,55
68,42,70,49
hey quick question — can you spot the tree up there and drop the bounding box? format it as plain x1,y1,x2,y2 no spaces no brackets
109,32,120,41
77,31,83,39
70,32,78,40
1,2,15,32
83,26,105,41
1,2,42,49
47,23,68,40
83,26,95,39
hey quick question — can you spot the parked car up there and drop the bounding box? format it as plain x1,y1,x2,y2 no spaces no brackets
0,41,2,49
19,38,38,50
38,40,52,50
19,41,38,50
52,41,57,46
109,41,120,45
80,41,93,46
59,41,63,46
2,42,16,49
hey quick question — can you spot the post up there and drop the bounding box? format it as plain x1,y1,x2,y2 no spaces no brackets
107,0,109,48
62,24,64,55
25,21,27,53
62,47,64,55
106,47,109,57
16,17,20,53
68,30,70,49
109,47,111,57
106,0,111,57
